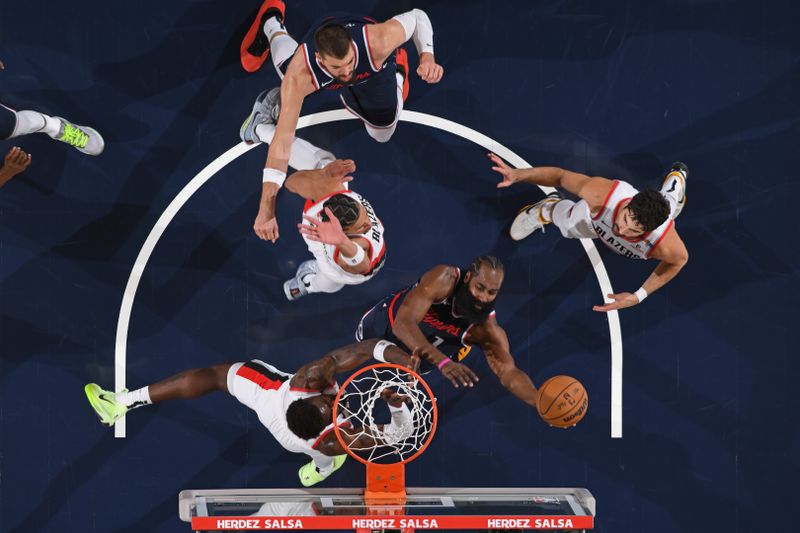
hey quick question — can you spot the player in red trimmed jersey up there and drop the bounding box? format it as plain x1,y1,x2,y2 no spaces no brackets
84,339,418,487
489,153,689,312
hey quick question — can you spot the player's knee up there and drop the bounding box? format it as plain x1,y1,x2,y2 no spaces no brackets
366,127,395,143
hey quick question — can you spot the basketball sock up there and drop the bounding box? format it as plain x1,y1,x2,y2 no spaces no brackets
115,386,152,410
269,33,298,75
263,14,286,42
551,199,576,228
254,123,334,170
306,272,345,294
10,110,61,138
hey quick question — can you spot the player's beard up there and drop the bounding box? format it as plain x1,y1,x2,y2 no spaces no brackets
453,283,496,324
335,72,356,84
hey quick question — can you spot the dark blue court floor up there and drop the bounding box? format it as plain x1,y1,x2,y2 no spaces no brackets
1,1,798,532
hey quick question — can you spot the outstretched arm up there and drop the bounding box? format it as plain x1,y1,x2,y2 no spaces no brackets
468,317,538,408
488,152,613,206
368,9,444,83
254,52,316,243
594,227,689,312
290,339,415,390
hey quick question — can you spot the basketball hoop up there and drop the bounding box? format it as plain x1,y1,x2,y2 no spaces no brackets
333,363,437,504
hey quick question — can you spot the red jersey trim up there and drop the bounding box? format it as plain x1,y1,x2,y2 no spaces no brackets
646,219,674,258
387,290,407,328
236,365,283,391
302,44,320,90
592,180,619,221
363,26,380,72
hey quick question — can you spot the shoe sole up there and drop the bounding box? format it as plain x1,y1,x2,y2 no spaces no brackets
240,0,286,73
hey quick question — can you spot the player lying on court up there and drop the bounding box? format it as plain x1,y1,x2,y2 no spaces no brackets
489,153,690,312
241,93,386,300
356,255,539,408
238,1,443,243
85,339,419,487
1,59,104,188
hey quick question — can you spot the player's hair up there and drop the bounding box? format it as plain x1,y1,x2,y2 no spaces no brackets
314,24,352,59
468,255,505,276
286,399,327,440
321,194,361,229
627,189,670,232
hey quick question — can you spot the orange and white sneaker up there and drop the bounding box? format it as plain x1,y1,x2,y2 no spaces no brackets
660,161,688,219
240,0,286,73
395,47,410,102
509,192,562,241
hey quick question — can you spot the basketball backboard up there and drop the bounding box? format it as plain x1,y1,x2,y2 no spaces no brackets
179,487,595,531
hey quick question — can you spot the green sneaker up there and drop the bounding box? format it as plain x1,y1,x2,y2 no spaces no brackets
84,383,127,426
54,117,105,156
298,454,347,487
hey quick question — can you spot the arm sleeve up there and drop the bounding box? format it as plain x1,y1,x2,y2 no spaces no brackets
391,8,435,56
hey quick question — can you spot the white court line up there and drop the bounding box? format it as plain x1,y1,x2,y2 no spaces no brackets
114,109,623,438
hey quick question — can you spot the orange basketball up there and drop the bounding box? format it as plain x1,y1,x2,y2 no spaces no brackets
536,375,588,428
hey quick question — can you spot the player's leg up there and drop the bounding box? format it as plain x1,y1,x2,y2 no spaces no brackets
0,104,17,140
339,53,406,143
84,364,232,426
2,103,104,155
284,260,345,301
550,198,596,239
240,89,336,172
299,451,348,487
240,0,294,74
659,161,688,219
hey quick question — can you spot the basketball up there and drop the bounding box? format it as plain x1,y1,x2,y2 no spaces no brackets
536,375,588,428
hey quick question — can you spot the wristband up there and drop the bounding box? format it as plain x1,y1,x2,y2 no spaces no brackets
262,168,286,187
372,340,396,363
634,287,648,303
340,244,366,266
437,358,451,371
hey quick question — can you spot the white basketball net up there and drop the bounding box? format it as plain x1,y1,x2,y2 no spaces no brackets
337,366,436,463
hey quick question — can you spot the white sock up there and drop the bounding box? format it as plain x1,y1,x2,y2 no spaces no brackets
269,33,299,75
254,124,335,170
263,15,286,41
306,272,345,294
115,386,152,410
10,110,61,138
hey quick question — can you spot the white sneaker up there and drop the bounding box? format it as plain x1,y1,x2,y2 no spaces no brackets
660,161,688,219
509,192,562,241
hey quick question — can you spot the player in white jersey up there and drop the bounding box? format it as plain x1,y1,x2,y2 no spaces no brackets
84,339,418,487
240,89,386,301
488,153,689,312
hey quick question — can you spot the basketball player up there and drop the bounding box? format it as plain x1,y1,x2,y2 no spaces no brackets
1,60,105,167
240,91,386,300
85,339,418,487
489,153,690,312
356,255,539,409
238,1,443,242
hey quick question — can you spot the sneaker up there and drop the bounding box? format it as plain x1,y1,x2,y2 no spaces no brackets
240,0,286,73
53,117,104,156
395,47,410,102
298,454,347,487
509,192,562,241
660,161,688,219
85,383,128,426
283,260,317,301
240,87,281,144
